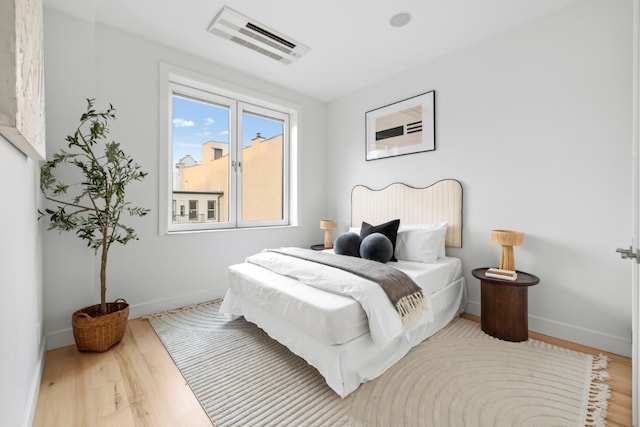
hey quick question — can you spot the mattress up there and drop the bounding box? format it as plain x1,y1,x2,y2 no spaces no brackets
225,256,462,346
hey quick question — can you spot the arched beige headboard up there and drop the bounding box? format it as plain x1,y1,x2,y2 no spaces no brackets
351,179,462,248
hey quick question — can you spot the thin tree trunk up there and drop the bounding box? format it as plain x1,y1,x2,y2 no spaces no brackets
100,233,108,315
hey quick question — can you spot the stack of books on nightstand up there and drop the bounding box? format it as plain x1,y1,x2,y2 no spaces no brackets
485,268,518,281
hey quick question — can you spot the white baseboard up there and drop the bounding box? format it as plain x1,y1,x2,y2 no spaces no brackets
45,288,226,350
24,338,47,427
465,300,632,357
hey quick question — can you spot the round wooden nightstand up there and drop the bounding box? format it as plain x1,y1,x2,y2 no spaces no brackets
472,268,540,342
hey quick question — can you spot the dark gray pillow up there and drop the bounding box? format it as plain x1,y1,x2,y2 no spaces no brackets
359,232,393,263
334,232,362,257
360,219,400,261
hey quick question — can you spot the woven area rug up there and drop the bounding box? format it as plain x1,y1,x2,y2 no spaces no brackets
148,301,611,427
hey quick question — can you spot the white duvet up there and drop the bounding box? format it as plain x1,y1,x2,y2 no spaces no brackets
245,248,433,346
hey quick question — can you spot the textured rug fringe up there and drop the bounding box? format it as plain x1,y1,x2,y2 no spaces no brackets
143,298,222,319
591,354,609,370
584,354,611,427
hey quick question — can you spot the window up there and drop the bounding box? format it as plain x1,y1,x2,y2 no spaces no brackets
207,200,216,220
160,65,297,233
189,200,198,220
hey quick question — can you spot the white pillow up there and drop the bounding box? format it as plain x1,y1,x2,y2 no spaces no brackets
395,222,448,263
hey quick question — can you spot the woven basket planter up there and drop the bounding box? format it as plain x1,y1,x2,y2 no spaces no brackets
72,298,129,352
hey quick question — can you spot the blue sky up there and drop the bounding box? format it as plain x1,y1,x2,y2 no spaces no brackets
172,96,283,166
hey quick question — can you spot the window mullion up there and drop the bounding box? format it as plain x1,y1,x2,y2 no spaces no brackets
227,100,239,228
232,102,243,228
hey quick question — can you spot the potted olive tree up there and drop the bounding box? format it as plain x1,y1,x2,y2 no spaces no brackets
40,99,149,352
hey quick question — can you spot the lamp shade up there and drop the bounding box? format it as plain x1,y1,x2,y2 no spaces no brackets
320,220,337,230
491,230,524,247
491,230,524,271
320,220,337,249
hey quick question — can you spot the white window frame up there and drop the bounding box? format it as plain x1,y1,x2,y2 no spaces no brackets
159,63,298,234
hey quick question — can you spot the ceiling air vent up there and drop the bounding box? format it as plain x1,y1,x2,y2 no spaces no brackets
207,6,310,65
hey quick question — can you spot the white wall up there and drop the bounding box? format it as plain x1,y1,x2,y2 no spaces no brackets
328,0,633,355
42,10,328,348
0,136,45,426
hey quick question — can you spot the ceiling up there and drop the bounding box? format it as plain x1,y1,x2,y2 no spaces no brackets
43,0,581,102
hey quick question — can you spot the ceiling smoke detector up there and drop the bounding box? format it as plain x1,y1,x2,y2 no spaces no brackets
390,12,412,28
207,6,310,65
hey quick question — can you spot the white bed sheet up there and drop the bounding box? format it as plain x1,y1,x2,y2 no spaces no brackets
224,256,462,346
220,273,467,397
396,257,462,294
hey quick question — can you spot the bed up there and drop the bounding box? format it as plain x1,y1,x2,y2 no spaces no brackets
220,179,467,397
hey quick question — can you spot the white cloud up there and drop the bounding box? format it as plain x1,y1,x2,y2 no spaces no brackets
219,130,229,136
174,141,203,148
173,118,195,127
196,131,212,137
204,117,215,126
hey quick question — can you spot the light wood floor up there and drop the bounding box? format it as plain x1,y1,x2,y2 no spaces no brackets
33,315,632,427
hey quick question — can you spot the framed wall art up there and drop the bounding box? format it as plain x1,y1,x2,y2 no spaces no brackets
0,0,46,160
365,91,435,161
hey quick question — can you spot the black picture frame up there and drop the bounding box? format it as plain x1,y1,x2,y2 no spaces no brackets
365,91,435,161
